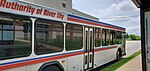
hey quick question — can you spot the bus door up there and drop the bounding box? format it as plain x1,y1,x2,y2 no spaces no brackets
84,27,94,70
122,33,126,55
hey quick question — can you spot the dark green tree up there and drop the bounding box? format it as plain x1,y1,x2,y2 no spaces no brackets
128,34,141,40
126,33,129,38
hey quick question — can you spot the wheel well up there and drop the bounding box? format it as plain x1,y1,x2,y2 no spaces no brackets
38,61,64,71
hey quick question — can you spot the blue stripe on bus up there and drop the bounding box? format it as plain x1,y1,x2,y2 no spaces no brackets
68,14,125,29
0,50,84,66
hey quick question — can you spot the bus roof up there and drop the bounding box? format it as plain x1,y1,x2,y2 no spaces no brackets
0,0,125,32
67,14,125,32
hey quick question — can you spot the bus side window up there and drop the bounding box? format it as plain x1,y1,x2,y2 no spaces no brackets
35,19,64,55
95,28,101,47
116,31,122,44
0,13,32,59
110,30,115,45
0,25,2,45
102,29,109,46
66,24,83,51
106,30,109,46
102,29,106,46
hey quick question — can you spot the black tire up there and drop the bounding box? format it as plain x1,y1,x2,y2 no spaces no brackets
116,50,121,61
42,65,61,71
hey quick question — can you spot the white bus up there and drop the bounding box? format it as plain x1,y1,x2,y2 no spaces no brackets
0,0,126,71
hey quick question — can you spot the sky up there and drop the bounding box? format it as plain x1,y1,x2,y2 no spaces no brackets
72,0,140,36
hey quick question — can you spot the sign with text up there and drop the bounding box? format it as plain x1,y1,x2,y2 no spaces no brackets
0,0,67,21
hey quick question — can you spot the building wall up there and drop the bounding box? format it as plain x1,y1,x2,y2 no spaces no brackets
25,0,72,12
72,9,99,20
25,0,99,20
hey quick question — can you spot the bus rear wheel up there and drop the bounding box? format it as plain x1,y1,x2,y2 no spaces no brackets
42,65,61,71
116,50,121,61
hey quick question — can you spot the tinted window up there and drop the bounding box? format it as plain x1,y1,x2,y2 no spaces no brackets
102,30,106,46
0,31,1,40
66,24,83,51
116,31,122,44
35,19,64,55
0,25,2,29
110,30,116,45
102,29,109,46
0,13,31,59
95,28,101,47
106,30,109,46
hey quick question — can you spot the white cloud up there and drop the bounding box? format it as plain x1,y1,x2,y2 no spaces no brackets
98,0,139,18
127,25,140,36
96,0,140,35
73,0,140,35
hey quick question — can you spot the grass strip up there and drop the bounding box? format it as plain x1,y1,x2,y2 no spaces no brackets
102,50,141,71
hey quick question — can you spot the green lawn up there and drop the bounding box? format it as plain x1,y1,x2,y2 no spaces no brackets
102,50,141,71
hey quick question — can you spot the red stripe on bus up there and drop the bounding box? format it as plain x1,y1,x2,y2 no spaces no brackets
0,46,117,70
94,46,117,52
67,17,124,31
0,51,84,70
67,17,103,26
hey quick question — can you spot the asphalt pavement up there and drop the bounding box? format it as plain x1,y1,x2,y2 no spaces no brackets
125,40,141,57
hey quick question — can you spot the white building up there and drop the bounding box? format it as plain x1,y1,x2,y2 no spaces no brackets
25,0,99,20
